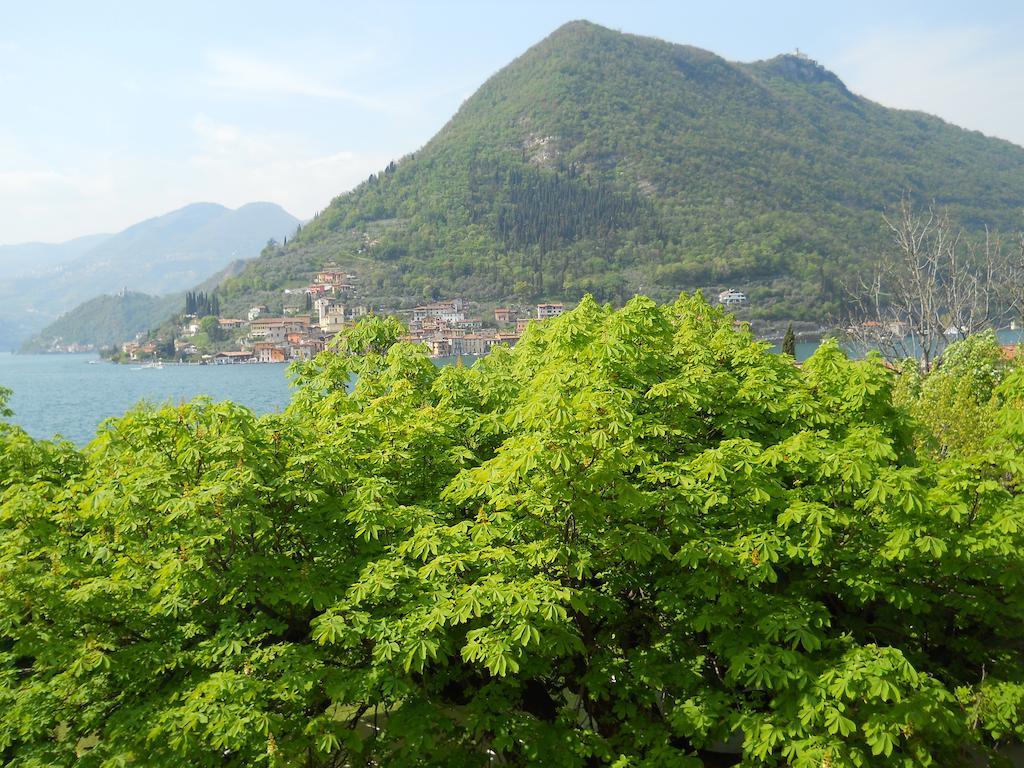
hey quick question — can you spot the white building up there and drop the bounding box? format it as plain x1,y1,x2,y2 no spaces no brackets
214,351,254,365
249,317,309,342
314,297,335,325
536,303,565,320
717,289,747,307
413,300,465,324
320,304,348,333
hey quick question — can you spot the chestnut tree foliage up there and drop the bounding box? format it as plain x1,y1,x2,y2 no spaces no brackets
3,296,1024,767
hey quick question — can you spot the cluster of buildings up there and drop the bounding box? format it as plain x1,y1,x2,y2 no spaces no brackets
119,266,370,364
216,267,373,363
246,316,324,363
401,300,564,358
119,339,159,359
120,263,573,364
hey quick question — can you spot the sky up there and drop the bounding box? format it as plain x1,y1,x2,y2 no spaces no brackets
1,0,1023,245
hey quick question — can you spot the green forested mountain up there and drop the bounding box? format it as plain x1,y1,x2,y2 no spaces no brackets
218,20,1024,321
21,260,249,352
19,291,182,352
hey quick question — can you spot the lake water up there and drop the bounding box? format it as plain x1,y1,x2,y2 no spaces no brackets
0,354,297,445
1,332,1018,445
0,353,480,445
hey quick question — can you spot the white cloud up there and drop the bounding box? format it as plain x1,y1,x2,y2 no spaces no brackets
192,113,271,156
0,169,70,192
181,113,391,219
0,116,392,244
205,50,387,109
833,26,1024,148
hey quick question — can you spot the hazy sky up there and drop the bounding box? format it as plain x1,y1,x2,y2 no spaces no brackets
2,0,1022,245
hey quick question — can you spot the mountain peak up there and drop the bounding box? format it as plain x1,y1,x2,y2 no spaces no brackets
546,19,612,38
220,20,1024,327
753,52,848,90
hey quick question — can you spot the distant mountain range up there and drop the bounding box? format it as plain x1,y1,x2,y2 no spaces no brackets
19,261,249,353
213,20,1024,323
0,233,113,278
2,202,298,350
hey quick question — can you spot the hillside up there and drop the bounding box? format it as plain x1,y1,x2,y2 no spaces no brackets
21,260,249,353
217,20,1024,321
20,291,182,352
0,202,298,349
66,203,298,295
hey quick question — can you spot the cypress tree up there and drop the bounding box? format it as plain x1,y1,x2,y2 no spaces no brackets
783,323,796,357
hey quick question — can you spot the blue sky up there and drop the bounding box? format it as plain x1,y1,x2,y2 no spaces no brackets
2,0,1022,244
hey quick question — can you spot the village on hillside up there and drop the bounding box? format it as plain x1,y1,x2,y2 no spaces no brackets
113,266,585,364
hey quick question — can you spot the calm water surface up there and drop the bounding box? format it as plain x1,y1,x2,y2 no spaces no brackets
2,333,1019,445
0,354,296,445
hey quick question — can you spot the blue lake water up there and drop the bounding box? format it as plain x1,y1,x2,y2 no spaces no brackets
0,354,297,445
1,332,1019,445
0,353,478,445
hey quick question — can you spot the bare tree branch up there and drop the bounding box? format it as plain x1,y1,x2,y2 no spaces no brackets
847,197,1010,371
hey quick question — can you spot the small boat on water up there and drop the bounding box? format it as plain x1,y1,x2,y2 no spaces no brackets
139,361,164,370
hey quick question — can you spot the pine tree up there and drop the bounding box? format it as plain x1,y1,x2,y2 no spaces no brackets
783,322,796,357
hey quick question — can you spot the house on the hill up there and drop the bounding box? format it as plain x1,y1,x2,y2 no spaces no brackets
248,305,269,321
536,303,564,320
717,289,747,307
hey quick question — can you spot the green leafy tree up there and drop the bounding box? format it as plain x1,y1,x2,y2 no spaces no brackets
199,314,223,342
157,336,176,359
3,297,1024,767
782,322,796,357
899,330,1018,456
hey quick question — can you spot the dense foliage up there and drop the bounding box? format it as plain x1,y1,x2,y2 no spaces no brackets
18,291,181,352
218,20,1024,321
3,296,1024,766
185,291,221,318
895,330,1021,458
